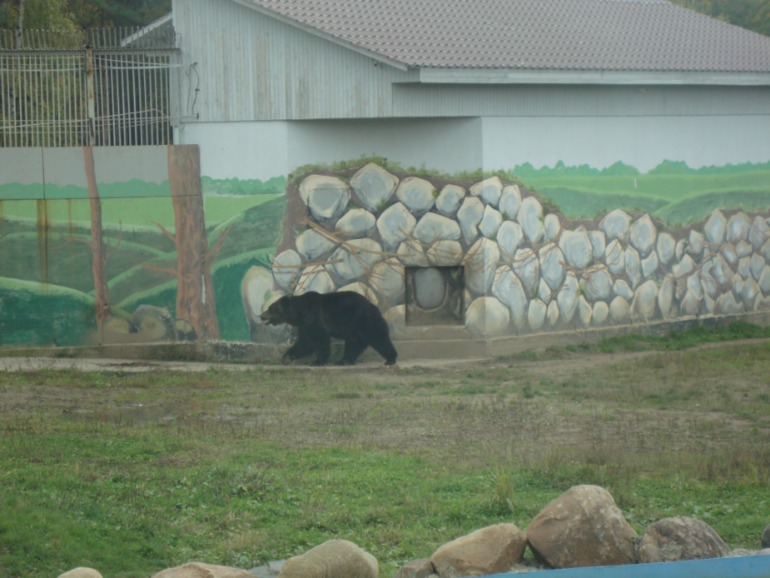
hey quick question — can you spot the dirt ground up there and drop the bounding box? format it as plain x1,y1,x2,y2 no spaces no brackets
1,340,767,461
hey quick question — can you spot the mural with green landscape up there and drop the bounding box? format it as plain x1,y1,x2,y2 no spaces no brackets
514,160,770,224
1,151,769,349
0,167,286,347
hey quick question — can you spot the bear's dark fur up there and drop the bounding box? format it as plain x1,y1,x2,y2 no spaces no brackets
260,291,398,366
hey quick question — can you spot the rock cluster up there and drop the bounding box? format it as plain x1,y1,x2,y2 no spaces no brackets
57,485,768,578
242,163,770,339
394,485,754,578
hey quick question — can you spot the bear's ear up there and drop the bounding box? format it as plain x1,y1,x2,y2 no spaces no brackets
279,297,294,318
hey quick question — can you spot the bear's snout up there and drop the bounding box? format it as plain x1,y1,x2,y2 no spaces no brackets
260,310,279,325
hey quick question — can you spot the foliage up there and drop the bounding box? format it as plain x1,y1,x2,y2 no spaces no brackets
669,0,770,37
201,176,286,197
0,0,171,30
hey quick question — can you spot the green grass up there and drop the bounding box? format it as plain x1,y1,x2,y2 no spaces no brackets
1,324,770,577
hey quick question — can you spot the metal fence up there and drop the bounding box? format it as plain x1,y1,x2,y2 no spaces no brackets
0,26,180,147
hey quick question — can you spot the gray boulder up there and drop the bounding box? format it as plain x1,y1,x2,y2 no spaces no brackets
518,196,544,244
497,221,525,262
727,211,751,244
58,569,103,578
299,175,350,221
656,232,677,265
499,185,522,219
559,227,592,270
336,208,376,238
295,229,337,261
377,203,416,249
431,523,526,578
629,214,657,257
638,516,729,563
465,238,499,295
294,265,335,295
581,266,612,303
526,485,638,569
479,205,504,239
539,243,566,291
465,296,510,337
470,176,503,207
413,212,461,244
329,238,382,282
600,209,632,242
749,215,770,250
278,540,378,578
272,249,302,291
493,266,528,329
350,162,398,212
704,209,727,245
152,563,254,578
396,176,436,215
457,197,485,244
435,184,466,217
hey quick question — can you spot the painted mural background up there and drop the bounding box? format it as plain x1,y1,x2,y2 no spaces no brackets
1,146,769,349
0,146,285,347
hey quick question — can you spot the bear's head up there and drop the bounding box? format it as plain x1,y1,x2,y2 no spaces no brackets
260,295,298,326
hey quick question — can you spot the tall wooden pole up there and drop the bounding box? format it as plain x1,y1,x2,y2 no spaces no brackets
83,47,110,339
167,144,219,339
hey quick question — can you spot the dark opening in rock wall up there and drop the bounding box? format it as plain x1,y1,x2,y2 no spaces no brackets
405,266,464,326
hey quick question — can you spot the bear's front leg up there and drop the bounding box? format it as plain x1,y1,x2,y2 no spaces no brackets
283,333,315,363
312,332,332,365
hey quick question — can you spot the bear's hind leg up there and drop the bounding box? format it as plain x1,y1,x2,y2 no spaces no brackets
371,339,398,366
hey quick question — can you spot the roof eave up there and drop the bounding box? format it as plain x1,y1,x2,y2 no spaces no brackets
414,68,770,86
230,0,410,71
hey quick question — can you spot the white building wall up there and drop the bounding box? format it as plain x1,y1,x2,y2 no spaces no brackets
480,115,770,173
177,121,289,180
182,112,770,181
286,118,483,175
178,118,484,180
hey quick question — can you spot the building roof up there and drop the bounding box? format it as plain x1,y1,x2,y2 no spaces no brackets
238,0,770,73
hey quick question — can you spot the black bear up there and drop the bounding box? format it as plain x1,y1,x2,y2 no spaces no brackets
260,291,398,366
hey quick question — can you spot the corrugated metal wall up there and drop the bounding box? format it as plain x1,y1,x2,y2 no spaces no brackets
175,0,415,121
173,0,770,122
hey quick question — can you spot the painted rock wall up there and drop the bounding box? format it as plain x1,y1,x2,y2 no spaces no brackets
245,162,770,340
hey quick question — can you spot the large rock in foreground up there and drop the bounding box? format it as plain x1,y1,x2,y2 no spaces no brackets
152,562,255,578
57,569,103,578
525,485,638,568
430,523,527,577
278,539,378,578
638,516,729,563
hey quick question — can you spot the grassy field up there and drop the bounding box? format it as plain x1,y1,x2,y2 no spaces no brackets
1,325,770,577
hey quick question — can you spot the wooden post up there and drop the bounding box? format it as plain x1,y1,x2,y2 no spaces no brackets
83,144,110,338
167,144,219,339
81,47,112,339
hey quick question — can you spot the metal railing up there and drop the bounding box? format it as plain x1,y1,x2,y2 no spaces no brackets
0,25,180,147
